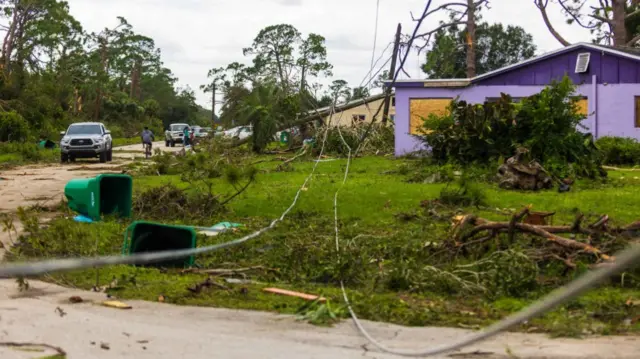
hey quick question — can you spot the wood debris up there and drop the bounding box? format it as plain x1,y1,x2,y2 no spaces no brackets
263,288,326,302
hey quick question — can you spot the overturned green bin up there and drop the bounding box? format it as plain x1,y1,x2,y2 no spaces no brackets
64,174,132,221
122,221,197,268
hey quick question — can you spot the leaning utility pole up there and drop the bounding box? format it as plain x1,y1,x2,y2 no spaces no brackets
382,23,401,124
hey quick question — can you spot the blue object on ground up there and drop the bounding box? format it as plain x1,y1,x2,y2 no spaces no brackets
73,214,94,223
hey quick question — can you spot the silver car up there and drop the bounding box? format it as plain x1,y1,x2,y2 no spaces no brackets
60,122,113,163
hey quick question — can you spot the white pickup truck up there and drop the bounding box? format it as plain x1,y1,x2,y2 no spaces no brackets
164,123,190,147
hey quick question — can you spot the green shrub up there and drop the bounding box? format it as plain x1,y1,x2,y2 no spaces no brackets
0,142,58,164
595,136,640,166
417,76,604,178
0,111,30,142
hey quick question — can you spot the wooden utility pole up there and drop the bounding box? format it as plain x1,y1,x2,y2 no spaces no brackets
382,23,401,124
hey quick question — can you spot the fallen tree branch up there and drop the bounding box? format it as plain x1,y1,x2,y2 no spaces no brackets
509,207,530,243
460,219,613,260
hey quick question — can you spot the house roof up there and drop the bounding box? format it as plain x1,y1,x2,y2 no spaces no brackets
386,42,640,87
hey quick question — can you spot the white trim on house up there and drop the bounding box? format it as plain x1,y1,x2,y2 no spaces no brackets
385,42,640,86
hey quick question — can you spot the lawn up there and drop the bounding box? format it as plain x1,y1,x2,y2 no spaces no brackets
11,155,640,337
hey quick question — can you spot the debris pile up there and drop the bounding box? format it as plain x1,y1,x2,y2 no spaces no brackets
497,148,553,190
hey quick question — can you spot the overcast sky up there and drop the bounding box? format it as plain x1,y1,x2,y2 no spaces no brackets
65,0,593,109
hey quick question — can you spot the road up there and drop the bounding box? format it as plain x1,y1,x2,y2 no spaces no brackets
0,143,638,358
0,280,638,359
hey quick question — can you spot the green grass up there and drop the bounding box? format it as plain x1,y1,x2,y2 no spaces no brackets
0,143,59,168
11,155,640,337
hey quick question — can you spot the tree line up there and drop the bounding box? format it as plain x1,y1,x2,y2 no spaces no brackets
0,0,211,143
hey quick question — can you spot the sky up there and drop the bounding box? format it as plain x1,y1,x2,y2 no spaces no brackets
65,0,594,110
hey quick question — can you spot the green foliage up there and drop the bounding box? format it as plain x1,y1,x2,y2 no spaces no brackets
0,142,58,167
419,76,605,178
423,22,536,78
595,136,640,166
238,83,299,153
296,299,346,326
0,110,30,142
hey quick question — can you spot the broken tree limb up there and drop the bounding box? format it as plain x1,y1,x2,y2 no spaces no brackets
509,207,530,243
459,220,613,261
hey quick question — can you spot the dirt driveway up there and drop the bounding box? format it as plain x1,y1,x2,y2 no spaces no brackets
0,141,180,255
0,141,178,213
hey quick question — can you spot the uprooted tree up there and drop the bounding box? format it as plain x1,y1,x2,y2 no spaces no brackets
416,76,605,179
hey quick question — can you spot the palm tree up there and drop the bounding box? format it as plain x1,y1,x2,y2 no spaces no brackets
238,82,296,153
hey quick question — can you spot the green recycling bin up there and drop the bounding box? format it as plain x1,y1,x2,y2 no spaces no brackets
280,131,290,144
64,174,132,221
122,221,197,268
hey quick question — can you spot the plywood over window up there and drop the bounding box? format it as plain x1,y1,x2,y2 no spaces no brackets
409,98,452,135
575,98,588,118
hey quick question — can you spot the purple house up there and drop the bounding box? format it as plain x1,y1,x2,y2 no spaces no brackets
388,42,640,156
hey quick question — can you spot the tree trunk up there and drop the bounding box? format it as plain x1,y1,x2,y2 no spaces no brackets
612,0,627,46
129,58,142,100
465,0,477,78
94,39,108,121
2,9,20,76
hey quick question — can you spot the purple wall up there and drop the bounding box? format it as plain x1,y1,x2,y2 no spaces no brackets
477,49,640,86
394,83,640,156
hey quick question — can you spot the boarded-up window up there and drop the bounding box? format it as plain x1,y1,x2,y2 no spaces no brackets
409,98,452,135
575,97,588,118
636,97,640,128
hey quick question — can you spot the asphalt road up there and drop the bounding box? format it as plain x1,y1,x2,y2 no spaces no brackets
0,280,638,359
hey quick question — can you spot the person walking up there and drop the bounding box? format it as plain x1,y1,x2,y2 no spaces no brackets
182,126,190,147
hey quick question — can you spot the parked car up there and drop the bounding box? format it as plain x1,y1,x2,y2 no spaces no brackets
165,123,190,147
60,122,113,163
222,125,253,140
192,126,209,138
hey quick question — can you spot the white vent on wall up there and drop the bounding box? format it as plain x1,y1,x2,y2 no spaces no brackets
575,52,591,73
